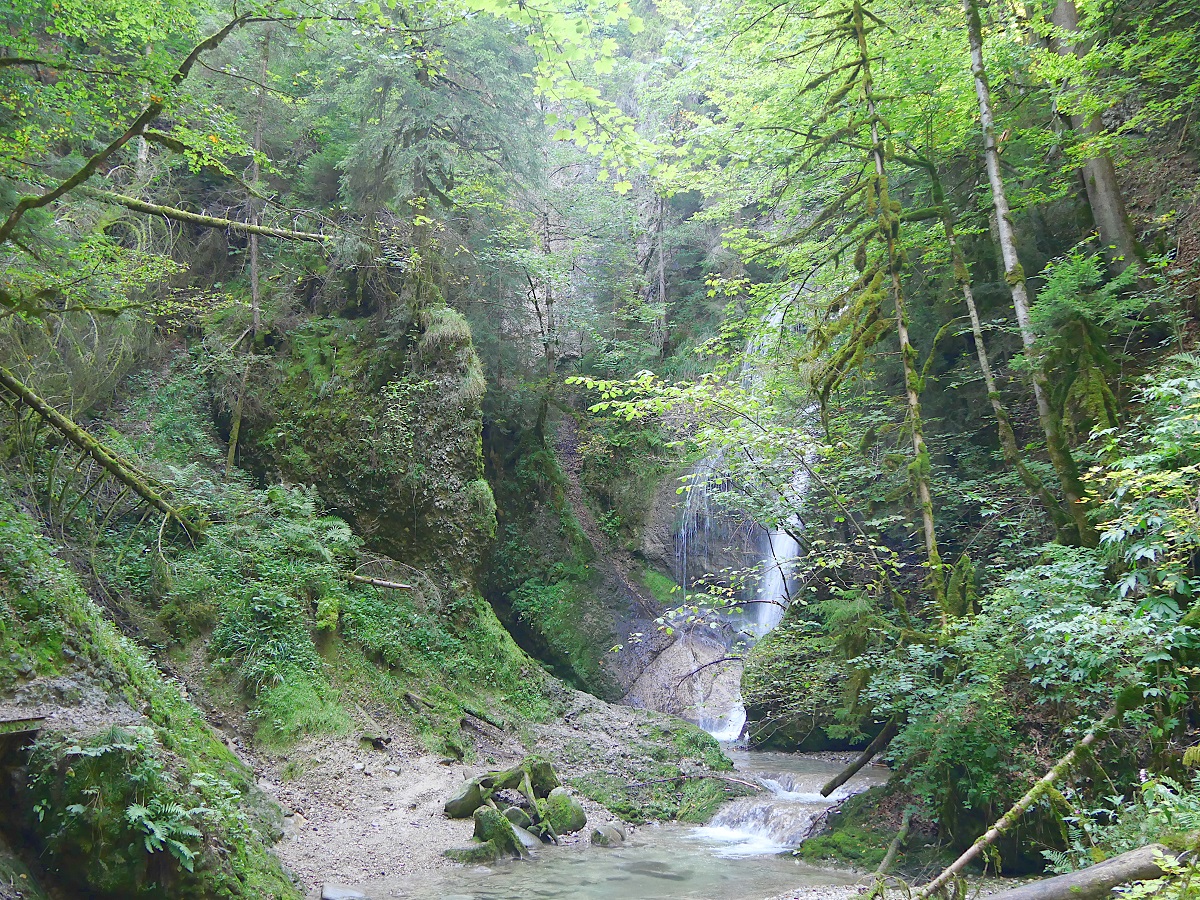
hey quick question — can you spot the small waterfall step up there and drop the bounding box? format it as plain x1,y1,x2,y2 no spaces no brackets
690,750,889,858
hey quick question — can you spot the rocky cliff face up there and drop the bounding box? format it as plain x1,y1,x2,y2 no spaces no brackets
233,307,495,586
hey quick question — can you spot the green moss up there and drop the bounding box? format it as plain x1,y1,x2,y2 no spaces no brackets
483,435,622,697
672,727,733,772
742,614,862,750
543,787,587,834
0,492,297,900
640,568,679,606
571,771,750,825
237,311,493,580
795,788,893,869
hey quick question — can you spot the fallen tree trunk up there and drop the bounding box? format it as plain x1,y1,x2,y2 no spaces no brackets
981,843,1176,900
821,718,898,797
865,807,913,900
0,366,201,540
915,709,1118,899
348,573,413,590
81,188,330,242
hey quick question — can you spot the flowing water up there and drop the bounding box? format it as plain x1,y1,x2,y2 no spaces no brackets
362,301,862,900
364,753,885,900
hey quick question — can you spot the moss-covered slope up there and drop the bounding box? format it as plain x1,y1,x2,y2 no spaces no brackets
0,493,297,900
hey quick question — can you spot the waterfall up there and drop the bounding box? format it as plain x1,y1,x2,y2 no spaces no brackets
674,301,806,743
693,753,888,855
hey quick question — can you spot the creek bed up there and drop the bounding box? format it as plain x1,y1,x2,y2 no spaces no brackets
359,752,887,900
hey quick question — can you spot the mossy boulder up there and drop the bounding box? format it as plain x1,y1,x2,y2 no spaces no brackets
445,780,484,819
503,807,532,829
233,311,496,582
511,824,542,851
526,756,561,797
590,825,625,847
743,615,868,751
444,841,499,864
472,806,527,859
542,787,587,835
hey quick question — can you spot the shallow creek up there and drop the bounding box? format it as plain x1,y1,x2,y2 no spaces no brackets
360,751,887,900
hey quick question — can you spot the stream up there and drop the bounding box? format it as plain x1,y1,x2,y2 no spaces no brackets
358,306,846,900
364,753,886,900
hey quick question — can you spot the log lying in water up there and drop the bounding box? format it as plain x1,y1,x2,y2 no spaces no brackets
982,843,1176,900
820,718,898,798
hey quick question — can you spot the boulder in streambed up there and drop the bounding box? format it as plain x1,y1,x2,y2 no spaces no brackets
542,787,587,835
473,806,529,859
526,756,561,797
512,823,542,851
444,756,563,819
444,841,499,864
444,778,484,818
590,825,625,847
503,806,532,829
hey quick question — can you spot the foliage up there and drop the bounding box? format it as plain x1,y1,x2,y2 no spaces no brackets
0,489,297,899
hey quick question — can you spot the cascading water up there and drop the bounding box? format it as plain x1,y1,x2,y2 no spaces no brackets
693,751,888,856
674,298,808,744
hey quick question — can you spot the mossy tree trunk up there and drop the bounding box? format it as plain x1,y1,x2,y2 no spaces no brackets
227,27,271,476
853,0,945,606
964,0,1097,547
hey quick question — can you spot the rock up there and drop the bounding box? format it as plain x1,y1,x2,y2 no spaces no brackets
444,779,484,818
527,756,561,798
511,824,542,851
351,762,365,773
544,787,587,835
321,885,367,900
386,765,401,775
361,732,391,750
473,806,528,859
444,841,499,864
590,825,625,847
503,806,532,829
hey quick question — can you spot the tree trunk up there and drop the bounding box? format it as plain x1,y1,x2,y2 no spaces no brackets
924,168,1070,533
227,28,271,476
81,189,326,242
1047,0,1140,274
657,196,668,357
981,844,1175,900
854,0,945,600
963,0,1097,547
0,366,200,539
821,717,898,797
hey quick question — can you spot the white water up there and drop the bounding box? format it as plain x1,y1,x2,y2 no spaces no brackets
675,299,807,742
694,752,886,854
370,753,885,900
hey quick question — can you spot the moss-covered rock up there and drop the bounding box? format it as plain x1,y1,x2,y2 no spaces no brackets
542,787,587,835
444,841,499,864
445,779,484,818
232,309,495,583
742,614,867,751
472,807,527,859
